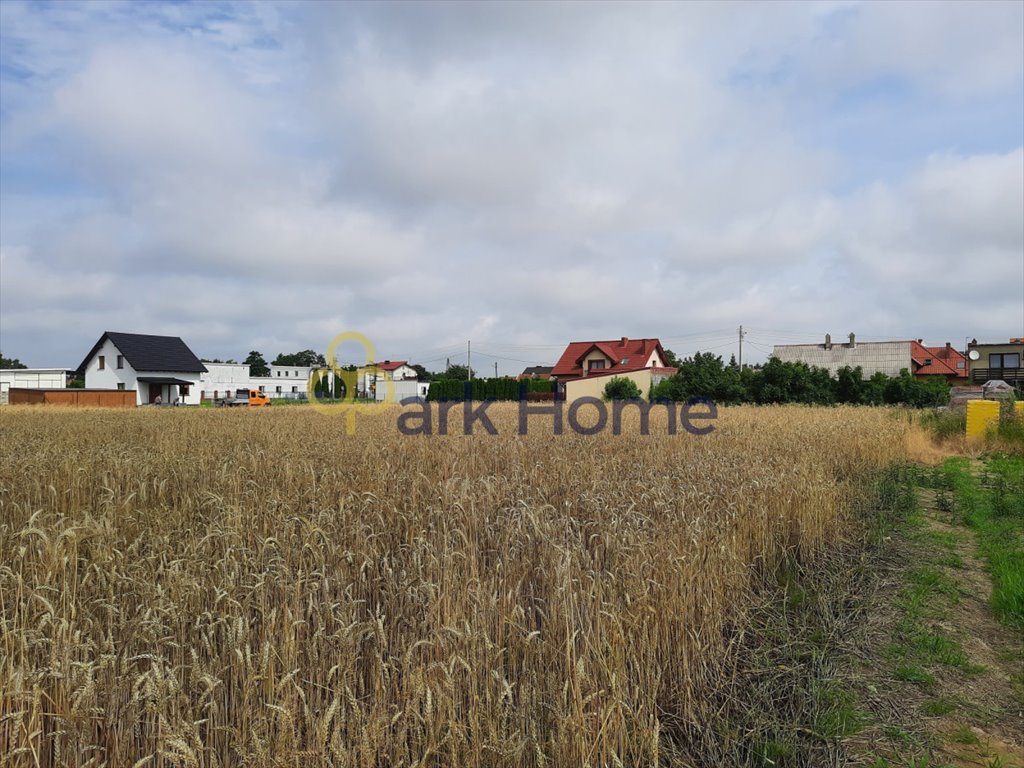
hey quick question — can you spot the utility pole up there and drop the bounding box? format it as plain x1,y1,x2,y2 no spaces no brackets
467,341,472,380
494,361,498,379
738,324,746,369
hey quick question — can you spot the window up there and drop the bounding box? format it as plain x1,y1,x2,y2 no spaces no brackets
276,371,280,377
291,386,298,393
990,353,1021,368
275,386,282,393
285,371,289,377
258,385,265,392
588,359,606,371
98,355,105,370
294,370,299,377
117,383,125,391
116,355,124,369
180,384,190,396
957,361,965,370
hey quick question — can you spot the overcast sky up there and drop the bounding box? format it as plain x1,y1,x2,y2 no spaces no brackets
1,1,1022,373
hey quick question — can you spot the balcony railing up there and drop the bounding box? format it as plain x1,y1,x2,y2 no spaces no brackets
970,367,1024,384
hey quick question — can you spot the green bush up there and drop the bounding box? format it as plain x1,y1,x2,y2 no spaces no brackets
603,376,642,401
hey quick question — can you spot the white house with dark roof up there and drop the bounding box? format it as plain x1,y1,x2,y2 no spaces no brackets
77,331,207,405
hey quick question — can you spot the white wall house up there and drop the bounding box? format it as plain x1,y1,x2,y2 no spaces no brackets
78,332,207,405
200,363,320,399
362,360,418,400
0,368,69,405
262,364,317,398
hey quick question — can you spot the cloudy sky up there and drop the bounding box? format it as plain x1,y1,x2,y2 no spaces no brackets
1,1,1022,372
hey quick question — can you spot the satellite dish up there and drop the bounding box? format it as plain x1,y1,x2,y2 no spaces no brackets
968,350,980,361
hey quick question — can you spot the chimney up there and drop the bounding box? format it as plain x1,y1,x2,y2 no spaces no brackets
621,336,628,346
824,333,832,350
848,332,856,349
946,342,951,349
917,339,923,344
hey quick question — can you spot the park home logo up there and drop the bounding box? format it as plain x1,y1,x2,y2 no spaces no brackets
308,332,717,436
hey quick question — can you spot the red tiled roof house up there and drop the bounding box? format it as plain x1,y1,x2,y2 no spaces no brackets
910,341,968,383
551,337,677,401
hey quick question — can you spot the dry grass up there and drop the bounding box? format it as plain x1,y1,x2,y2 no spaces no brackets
0,404,910,767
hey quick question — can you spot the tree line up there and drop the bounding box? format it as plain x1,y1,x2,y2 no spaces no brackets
650,352,953,407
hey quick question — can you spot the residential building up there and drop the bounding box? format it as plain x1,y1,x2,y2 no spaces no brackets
517,366,553,380
551,337,677,402
77,331,207,405
910,340,968,383
967,338,1024,386
200,362,322,400
257,364,318,398
362,360,418,400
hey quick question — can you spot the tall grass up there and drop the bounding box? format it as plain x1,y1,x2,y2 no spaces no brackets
0,404,909,766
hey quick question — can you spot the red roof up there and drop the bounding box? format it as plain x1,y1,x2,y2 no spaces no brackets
910,341,967,380
551,337,674,378
373,360,409,371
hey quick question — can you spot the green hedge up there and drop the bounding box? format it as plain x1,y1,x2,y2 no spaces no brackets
426,377,554,402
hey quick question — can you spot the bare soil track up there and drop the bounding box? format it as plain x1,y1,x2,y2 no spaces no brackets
849,476,1023,767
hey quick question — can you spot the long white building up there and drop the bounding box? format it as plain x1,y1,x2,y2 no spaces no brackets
0,368,69,405
200,363,322,399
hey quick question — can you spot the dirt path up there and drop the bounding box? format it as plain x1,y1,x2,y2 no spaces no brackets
916,485,1024,767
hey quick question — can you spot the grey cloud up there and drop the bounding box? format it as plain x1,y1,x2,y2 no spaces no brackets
1,1,1022,372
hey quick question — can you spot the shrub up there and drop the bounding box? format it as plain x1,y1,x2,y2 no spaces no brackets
603,376,642,400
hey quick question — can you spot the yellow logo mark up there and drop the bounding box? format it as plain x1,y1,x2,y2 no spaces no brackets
307,331,396,434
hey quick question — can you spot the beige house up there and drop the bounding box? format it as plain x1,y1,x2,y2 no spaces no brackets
551,337,677,402
563,368,664,403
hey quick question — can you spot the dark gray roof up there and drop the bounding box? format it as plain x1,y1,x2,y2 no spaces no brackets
521,365,553,376
77,332,208,375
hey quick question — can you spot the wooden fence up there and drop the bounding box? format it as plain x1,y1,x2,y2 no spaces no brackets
7,389,137,408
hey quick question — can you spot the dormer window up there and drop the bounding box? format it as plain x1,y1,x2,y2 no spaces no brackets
588,360,606,371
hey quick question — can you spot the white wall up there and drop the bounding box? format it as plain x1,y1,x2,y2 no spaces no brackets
263,365,316,398
83,337,135,393
269,364,316,380
0,369,68,405
200,363,251,398
199,364,314,399
376,380,424,403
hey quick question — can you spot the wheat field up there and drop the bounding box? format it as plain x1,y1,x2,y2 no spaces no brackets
0,404,909,767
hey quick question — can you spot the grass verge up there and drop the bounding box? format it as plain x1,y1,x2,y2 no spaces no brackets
943,455,1024,629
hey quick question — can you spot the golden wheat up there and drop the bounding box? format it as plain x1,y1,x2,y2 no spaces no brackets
0,404,909,766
